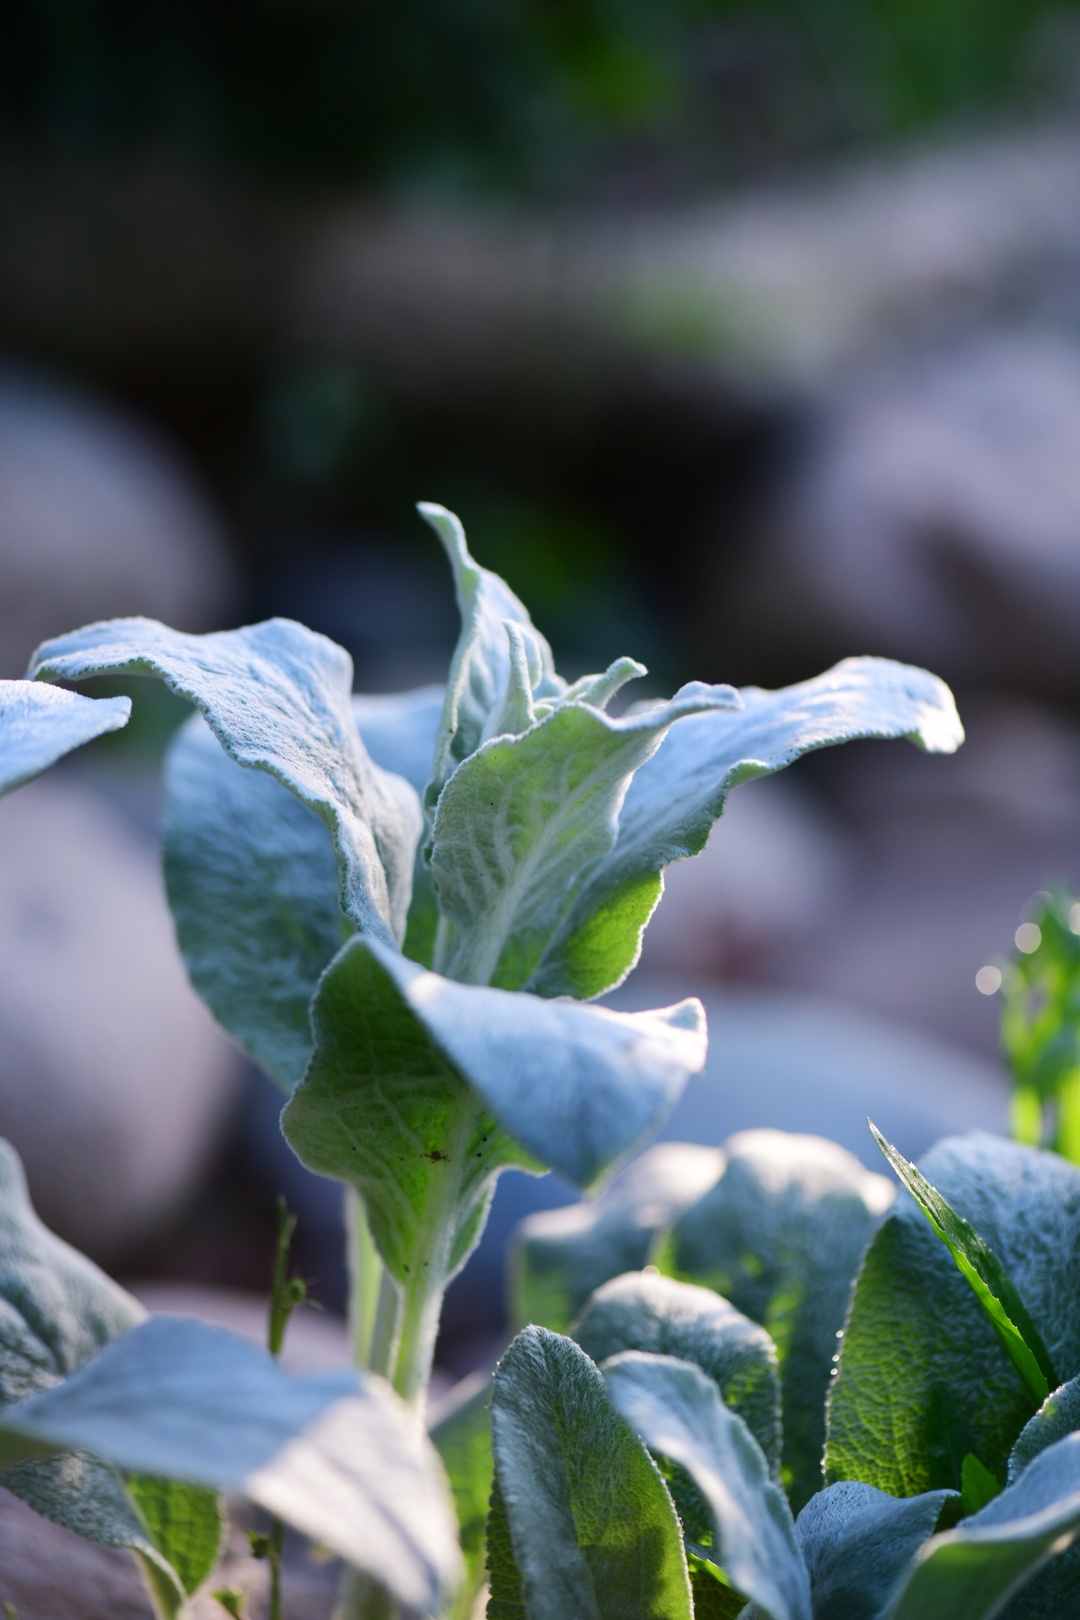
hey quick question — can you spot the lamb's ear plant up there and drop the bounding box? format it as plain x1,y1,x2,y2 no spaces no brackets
498,1122,1080,1618
13,501,965,1616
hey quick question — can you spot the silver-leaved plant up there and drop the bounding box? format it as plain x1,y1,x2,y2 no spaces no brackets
0,503,965,1617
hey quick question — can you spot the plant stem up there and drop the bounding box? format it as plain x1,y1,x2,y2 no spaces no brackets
392,1265,447,1410
265,1197,307,1620
367,1266,403,1380
346,1190,385,1367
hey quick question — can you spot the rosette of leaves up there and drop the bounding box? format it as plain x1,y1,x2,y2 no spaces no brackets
26,502,962,1432
469,1126,1080,1618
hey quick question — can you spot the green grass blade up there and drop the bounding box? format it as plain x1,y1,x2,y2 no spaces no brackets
869,1122,1055,1404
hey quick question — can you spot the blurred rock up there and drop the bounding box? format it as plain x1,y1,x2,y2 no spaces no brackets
0,1489,156,1620
11,127,1080,412
0,369,235,674
132,1283,350,1376
0,1488,336,1619
608,973,1009,1170
772,695,1080,1055
606,127,1080,381
735,331,1080,689
637,771,850,980
0,776,239,1264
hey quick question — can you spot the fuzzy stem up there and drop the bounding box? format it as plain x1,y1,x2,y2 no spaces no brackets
346,1190,385,1367
391,1267,448,1411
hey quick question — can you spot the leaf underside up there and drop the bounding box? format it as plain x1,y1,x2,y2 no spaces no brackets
510,1142,725,1334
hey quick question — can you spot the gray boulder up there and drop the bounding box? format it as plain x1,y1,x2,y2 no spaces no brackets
0,776,239,1264
0,370,234,675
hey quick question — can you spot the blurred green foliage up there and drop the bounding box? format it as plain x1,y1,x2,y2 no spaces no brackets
2,0,1072,199
996,890,1080,1163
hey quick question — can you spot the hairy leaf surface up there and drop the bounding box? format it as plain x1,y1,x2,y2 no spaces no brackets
29,615,422,943
528,658,964,1000
510,1143,724,1333
660,1130,892,1510
794,1481,953,1620
603,1351,810,1620
0,681,129,792
1010,1374,1080,1483
885,1431,1080,1620
827,1134,1080,1498
0,1315,461,1612
164,715,350,1089
573,1272,781,1475
488,1327,692,1620
431,683,739,989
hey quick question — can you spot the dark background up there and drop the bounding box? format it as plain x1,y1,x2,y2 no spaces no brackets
3,0,1080,1371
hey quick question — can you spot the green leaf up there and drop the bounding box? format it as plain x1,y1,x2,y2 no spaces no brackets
869,1123,1054,1405
28,615,423,945
418,504,562,810
1010,1375,1080,1484
431,1375,493,1620
687,1563,746,1620
509,1142,724,1333
430,682,739,990
794,1481,953,1620
281,938,532,1287
961,1455,1002,1516
0,1138,208,1604
827,1134,1080,1498
488,1327,693,1620
125,1474,223,1596
885,1431,1080,1620
528,657,964,1000
288,935,707,1198
164,716,351,1090
0,1315,462,1614
572,1271,782,1477
602,1351,810,1620
0,681,130,793
659,1129,893,1511
487,1471,526,1619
